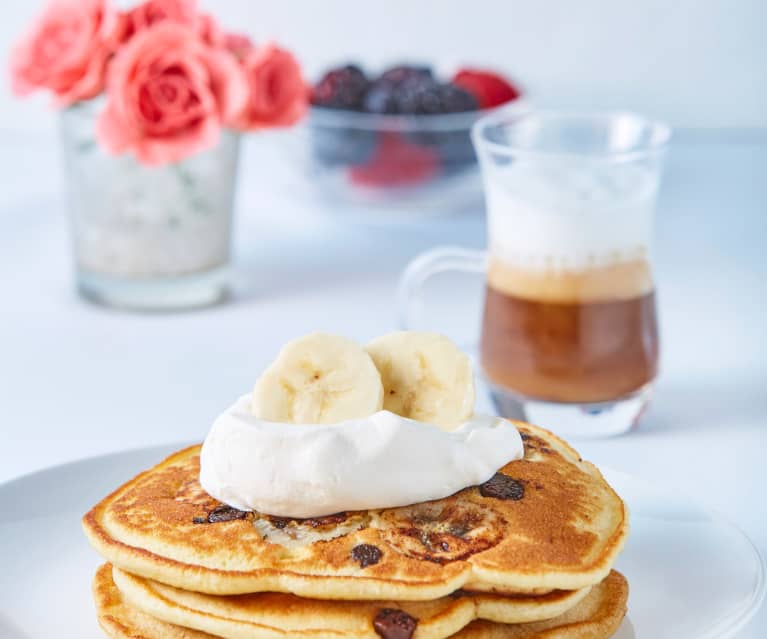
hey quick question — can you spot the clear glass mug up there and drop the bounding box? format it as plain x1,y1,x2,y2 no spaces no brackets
400,110,671,438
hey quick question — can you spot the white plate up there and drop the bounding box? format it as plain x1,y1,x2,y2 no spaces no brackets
0,446,763,639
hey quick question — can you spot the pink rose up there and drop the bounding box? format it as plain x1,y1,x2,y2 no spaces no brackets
122,0,197,37
198,13,226,48
97,22,248,165
234,43,308,130
121,0,223,46
224,32,255,62
10,0,122,105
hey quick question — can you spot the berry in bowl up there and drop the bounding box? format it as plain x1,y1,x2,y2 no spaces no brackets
300,63,525,220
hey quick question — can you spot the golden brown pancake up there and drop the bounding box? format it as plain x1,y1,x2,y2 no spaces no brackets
93,564,213,639
112,564,590,638
453,571,629,638
93,565,628,639
83,422,628,600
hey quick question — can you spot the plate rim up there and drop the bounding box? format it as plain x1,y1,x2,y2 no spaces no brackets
602,467,766,639
0,442,187,497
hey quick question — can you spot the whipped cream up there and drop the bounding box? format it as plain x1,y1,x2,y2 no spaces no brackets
200,394,524,518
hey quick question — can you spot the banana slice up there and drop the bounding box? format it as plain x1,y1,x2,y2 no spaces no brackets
366,331,475,430
252,333,384,424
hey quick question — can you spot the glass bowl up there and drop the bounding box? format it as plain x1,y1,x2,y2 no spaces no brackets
289,101,529,222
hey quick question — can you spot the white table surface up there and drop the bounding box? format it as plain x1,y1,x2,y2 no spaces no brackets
1,131,765,635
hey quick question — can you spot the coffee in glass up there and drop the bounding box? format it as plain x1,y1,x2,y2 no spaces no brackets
399,111,670,437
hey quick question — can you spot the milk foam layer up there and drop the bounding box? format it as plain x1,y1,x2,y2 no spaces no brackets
486,161,659,271
487,258,653,303
200,394,524,518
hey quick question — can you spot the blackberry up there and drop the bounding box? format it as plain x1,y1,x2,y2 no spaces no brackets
395,79,440,115
363,65,435,114
363,82,400,114
312,64,369,111
437,84,479,113
379,64,434,86
398,83,478,115
397,83,478,174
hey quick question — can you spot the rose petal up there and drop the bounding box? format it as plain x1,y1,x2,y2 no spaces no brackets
135,115,219,165
235,42,307,130
206,48,249,125
97,99,136,154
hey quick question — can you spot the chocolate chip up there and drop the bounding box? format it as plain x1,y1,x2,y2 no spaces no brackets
305,512,347,527
373,608,418,639
351,543,383,568
266,512,348,529
192,516,207,524
207,505,249,523
268,516,290,529
479,473,525,501
520,432,530,441
449,524,470,537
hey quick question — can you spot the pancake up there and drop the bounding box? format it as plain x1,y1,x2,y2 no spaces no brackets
453,571,629,638
93,565,628,639
112,564,590,638
83,422,628,600
93,564,213,639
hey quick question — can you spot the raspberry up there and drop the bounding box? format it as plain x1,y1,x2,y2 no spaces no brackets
349,133,439,187
451,68,521,108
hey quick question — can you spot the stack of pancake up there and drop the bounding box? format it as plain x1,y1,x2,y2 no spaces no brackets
83,422,629,639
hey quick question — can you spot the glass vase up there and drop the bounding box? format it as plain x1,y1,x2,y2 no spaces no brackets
60,101,240,310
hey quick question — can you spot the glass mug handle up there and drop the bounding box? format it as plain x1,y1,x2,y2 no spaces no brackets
398,246,487,330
